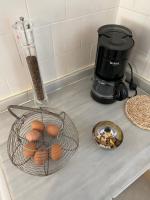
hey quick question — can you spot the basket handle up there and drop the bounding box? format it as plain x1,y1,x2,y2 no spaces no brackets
8,105,65,121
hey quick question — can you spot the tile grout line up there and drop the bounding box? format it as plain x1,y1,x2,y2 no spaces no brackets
119,6,150,18
31,7,118,29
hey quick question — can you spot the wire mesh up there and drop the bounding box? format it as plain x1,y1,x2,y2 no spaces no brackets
7,106,79,176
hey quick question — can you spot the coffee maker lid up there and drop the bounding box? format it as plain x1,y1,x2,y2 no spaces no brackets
98,24,134,51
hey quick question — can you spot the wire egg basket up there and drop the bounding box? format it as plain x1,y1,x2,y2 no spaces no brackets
7,105,79,176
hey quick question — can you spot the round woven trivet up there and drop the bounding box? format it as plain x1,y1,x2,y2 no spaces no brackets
125,95,150,130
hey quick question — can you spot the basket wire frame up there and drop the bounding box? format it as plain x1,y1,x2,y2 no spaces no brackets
7,105,79,176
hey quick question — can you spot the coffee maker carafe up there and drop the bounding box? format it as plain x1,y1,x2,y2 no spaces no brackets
91,24,134,104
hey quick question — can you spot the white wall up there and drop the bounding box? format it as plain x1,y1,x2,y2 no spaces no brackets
0,0,119,101
116,0,150,81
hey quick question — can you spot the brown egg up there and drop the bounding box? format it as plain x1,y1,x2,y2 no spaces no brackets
34,147,48,166
50,144,63,161
31,120,45,132
47,124,60,137
23,142,36,158
26,130,41,142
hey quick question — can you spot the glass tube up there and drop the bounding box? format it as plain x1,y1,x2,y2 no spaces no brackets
13,17,48,106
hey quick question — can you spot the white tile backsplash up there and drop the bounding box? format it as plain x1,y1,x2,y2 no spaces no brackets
129,49,149,75
68,0,119,18
117,1,150,80
3,0,150,102
133,0,150,15
26,0,66,26
0,79,11,100
119,0,134,9
120,0,150,16
0,0,27,34
68,0,95,18
33,25,54,61
0,0,119,101
82,9,117,46
54,53,70,77
93,0,120,11
38,57,56,83
52,18,83,56
54,45,91,77
65,45,91,72
0,34,31,95
90,44,97,64
116,8,150,54
144,58,150,80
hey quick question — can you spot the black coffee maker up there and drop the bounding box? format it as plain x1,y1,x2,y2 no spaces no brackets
91,24,134,104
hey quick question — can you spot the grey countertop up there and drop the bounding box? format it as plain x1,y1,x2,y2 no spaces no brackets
0,76,150,200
